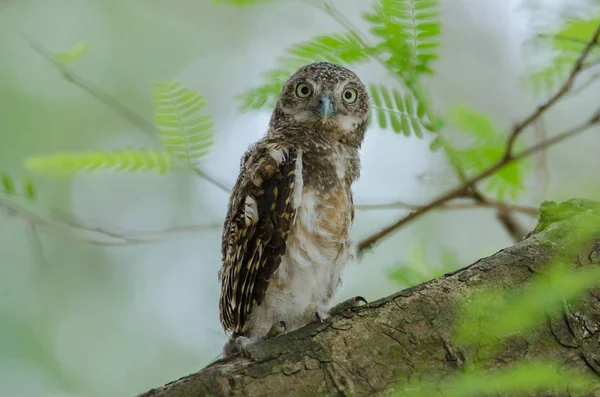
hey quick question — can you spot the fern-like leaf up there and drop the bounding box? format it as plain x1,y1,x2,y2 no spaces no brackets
237,33,370,111
364,0,441,78
281,33,370,67
369,84,430,137
526,15,600,95
447,106,530,202
25,149,173,176
1,173,36,200
153,81,214,164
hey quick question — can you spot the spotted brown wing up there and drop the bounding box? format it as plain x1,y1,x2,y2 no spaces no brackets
219,143,298,334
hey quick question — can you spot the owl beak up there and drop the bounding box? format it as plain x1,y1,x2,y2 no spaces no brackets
318,95,335,123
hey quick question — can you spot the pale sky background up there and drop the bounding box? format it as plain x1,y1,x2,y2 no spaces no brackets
1,0,599,396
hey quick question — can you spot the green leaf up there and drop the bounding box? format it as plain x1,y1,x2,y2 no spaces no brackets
152,81,214,165
23,178,36,200
395,361,598,397
0,173,37,200
369,84,432,137
51,41,88,64
363,0,441,78
447,105,530,201
525,15,600,95
388,242,459,287
2,173,16,195
237,33,371,111
25,148,173,176
237,69,292,112
281,33,370,67
454,263,600,347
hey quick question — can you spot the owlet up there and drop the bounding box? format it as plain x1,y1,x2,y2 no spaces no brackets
218,61,369,357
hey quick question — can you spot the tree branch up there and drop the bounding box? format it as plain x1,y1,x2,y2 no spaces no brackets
0,196,220,246
137,199,600,397
358,22,600,254
355,198,539,216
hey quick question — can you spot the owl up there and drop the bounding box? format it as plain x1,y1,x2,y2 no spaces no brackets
218,61,369,357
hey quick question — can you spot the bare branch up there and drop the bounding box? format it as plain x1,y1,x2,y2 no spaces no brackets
358,22,600,254
0,196,220,246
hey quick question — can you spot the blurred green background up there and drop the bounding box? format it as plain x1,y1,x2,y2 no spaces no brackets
1,0,600,396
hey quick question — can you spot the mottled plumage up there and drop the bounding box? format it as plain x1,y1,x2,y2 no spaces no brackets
218,62,369,356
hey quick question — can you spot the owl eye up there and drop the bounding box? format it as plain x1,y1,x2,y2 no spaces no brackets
295,83,312,98
342,88,358,103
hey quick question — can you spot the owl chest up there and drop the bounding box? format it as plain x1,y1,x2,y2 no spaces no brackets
274,186,354,305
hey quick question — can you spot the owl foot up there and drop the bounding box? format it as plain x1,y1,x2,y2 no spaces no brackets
222,335,252,358
223,321,287,358
266,320,287,337
313,309,331,323
329,295,368,316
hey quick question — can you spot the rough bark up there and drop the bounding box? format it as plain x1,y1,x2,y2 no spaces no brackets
138,199,600,397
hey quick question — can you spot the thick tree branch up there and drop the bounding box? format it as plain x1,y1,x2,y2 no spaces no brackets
358,22,600,254
137,199,600,397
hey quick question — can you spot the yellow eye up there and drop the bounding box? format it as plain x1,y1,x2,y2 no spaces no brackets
342,88,358,103
295,83,312,98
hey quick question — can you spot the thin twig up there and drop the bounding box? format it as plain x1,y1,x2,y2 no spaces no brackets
355,199,539,216
26,37,231,194
358,22,600,254
0,196,220,246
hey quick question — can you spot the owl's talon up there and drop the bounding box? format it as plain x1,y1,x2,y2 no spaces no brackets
267,320,287,337
329,295,368,316
313,309,330,323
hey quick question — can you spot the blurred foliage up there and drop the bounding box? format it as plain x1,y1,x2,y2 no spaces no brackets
527,13,600,96
26,148,173,176
50,40,89,65
0,173,36,200
445,106,530,201
394,203,600,396
388,242,459,286
395,361,597,397
24,42,214,177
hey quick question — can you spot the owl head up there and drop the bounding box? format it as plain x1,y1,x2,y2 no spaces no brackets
271,62,369,147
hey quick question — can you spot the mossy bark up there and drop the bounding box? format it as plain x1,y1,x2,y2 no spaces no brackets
137,199,600,397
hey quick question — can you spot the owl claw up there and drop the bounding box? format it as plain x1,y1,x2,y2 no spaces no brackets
329,295,368,316
313,309,330,323
267,320,287,337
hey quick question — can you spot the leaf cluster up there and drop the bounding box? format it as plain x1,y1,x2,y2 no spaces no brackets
526,14,600,95
445,106,530,201
236,0,442,139
25,42,215,177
